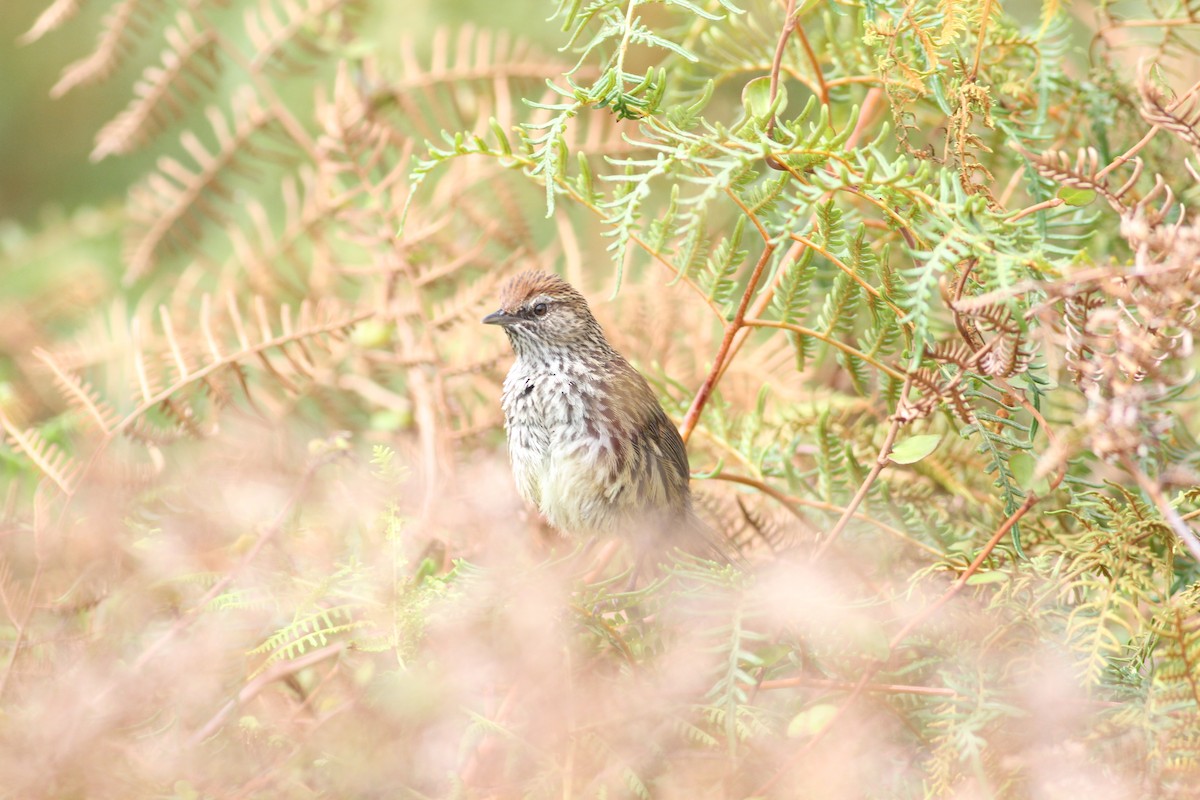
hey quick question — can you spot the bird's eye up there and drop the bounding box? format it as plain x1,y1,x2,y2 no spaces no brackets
532,302,548,317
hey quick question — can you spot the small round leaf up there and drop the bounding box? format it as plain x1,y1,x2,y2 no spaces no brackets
889,434,941,465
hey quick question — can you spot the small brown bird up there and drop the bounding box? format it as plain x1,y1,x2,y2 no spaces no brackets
483,271,721,561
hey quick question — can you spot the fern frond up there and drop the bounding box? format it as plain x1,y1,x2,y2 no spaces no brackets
1148,586,1200,791
18,0,82,45
225,169,330,295
111,294,366,440
92,12,218,162
125,88,284,279
248,602,369,678
905,366,974,423
51,0,163,98
900,233,972,352
247,0,365,74
702,215,748,307
32,348,120,436
0,410,77,495
1139,78,1200,150
1019,146,1143,210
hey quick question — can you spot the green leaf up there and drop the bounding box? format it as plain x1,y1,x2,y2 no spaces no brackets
889,434,941,464
1057,186,1096,207
1009,452,1050,494
787,704,840,738
966,571,1009,585
350,319,394,348
741,76,786,122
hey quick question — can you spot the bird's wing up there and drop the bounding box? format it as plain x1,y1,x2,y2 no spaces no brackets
597,355,692,506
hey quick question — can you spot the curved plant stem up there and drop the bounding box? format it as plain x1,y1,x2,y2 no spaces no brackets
754,490,1042,795
1122,456,1200,562
741,318,907,380
680,243,777,442
706,470,942,556
811,375,912,561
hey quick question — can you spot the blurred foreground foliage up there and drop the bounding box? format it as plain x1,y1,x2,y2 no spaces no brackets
3,0,1200,797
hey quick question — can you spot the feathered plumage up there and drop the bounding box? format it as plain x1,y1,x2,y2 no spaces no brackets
484,271,723,560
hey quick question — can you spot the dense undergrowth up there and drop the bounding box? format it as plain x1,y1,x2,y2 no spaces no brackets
3,0,1200,797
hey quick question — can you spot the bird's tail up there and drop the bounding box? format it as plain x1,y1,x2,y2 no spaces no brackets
633,508,746,574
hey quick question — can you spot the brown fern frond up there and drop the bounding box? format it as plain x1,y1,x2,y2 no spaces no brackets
1126,174,1181,231
382,25,573,142
130,314,167,404
1139,78,1200,150
158,396,211,438
979,334,1032,378
964,302,1019,334
315,58,401,178
270,299,319,378
398,24,542,92
942,379,974,423
124,415,189,446
225,169,330,295
0,410,77,495
50,0,164,98
928,340,977,367
942,287,1032,378
112,294,367,443
202,362,251,412
905,366,974,424
91,12,219,162
158,304,191,382
125,88,284,279
1064,291,1103,388
32,348,120,436
246,0,365,74
18,0,82,45
1019,146,1142,211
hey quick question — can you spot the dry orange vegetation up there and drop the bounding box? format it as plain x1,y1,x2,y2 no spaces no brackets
2,0,1200,797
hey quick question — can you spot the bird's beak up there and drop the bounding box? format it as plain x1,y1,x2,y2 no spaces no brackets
482,309,519,326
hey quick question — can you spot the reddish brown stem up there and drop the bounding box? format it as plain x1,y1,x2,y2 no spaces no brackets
792,20,829,107
757,490,1043,794
1122,456,1200,562
811,375,912,561
889,492,1038,649
1008,197,1064,221
760,676,956,696
680,242,776,443
970,0,994,81
766,0,798,143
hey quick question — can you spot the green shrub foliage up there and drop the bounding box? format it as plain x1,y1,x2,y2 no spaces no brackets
2,0,1200,796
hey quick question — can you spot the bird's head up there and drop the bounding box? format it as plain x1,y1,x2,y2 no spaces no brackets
483,271,609,358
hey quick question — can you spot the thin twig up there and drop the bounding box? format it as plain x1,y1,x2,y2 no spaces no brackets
970,0,995,81
1122,456,1200,562
707,471,942,556
188,642,345,746
1008,197,1064,221
792,21,829,108
811,375,912,561
757,478,1052,794
766,0,799,143
1095,71,1200,181
760,675,957,696
680,243,777,442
